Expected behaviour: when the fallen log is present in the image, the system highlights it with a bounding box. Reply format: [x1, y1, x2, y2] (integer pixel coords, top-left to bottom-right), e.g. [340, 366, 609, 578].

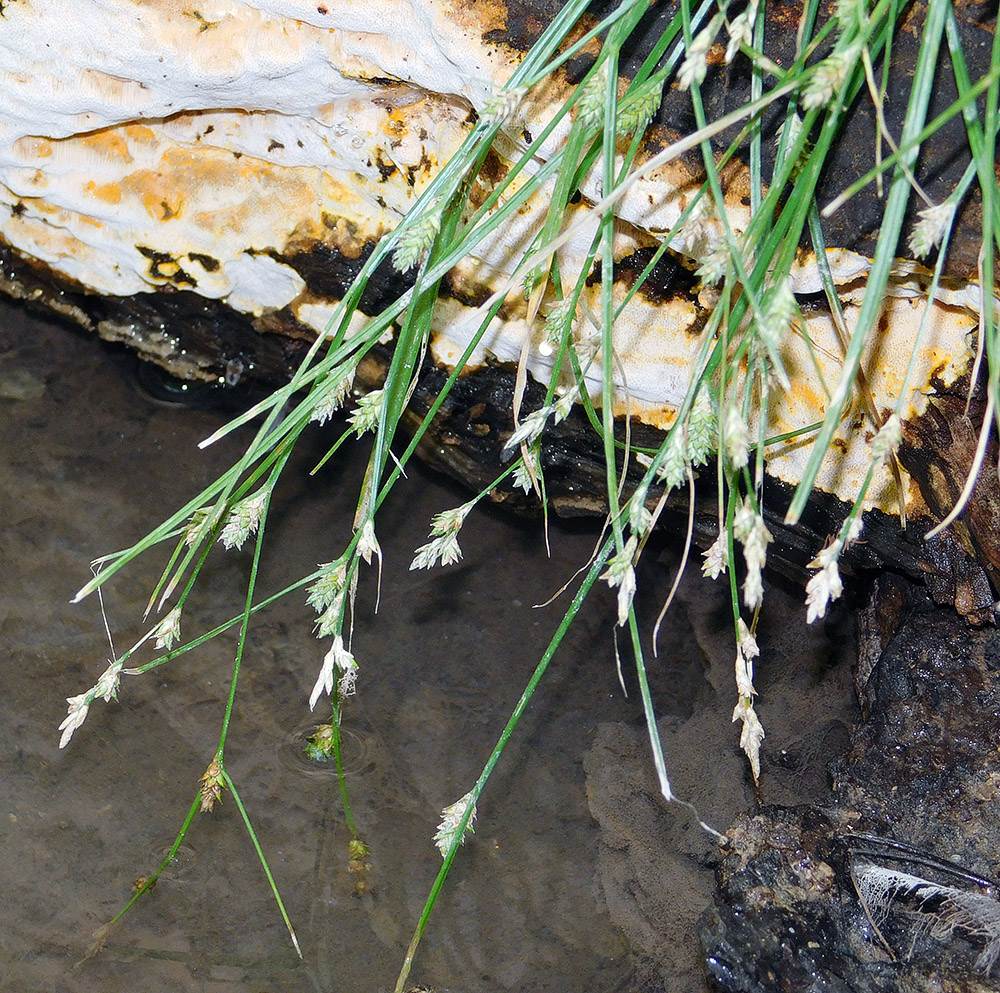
[1, 0, 997, 615]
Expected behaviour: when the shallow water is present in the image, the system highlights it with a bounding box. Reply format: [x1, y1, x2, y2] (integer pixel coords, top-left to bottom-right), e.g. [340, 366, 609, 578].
[0, 300, 856, 992]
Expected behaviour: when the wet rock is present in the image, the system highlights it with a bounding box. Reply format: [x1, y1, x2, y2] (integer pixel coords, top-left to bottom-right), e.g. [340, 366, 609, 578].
[700, 579, 1000, 992]
[835, 584, 1000, 877]
[700, 805, 863, 993]
[583, 573, 857, 992]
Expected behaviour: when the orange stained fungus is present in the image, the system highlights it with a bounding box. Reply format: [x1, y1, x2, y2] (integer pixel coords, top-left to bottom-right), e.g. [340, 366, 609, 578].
[782, 380, 827, 420]
[84, 181, 123, 205]
[139, 187, 185, 222]
[124, 124, 158, 144]
[11, 136, 52, 160]
[79, 129, 134, 164]
[383, 111, 408, 139]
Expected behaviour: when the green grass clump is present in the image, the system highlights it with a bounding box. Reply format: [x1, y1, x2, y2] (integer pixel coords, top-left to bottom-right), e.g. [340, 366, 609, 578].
[60, 1, 1000, 987]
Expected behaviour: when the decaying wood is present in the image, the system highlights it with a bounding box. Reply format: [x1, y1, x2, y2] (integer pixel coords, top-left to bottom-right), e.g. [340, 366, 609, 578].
[356, 346, 998, 624]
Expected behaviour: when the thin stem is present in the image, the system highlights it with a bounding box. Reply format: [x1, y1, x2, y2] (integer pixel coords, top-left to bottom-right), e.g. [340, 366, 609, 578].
[330, 697, 358, 838]
[105, 792, 202, 928]
[392, 536, 615, 993]
[223, 770, 302, 959]
[216, 448, 291, 755]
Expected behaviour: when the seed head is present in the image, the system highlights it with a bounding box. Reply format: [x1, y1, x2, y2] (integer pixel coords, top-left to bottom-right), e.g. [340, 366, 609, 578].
[543, 297, 574, 350]
[357, 519, 381, 565]
[726, 0, 759, 63]
[576, 63, 609, 132]
[696, 242, 731, 285]
[629, 484, 653, 537]
[736, 500, 772, 610]
[310, 634, 357, 710]
[616, 82, 663, 136]
[513, 450, 542, 493]
[737, 617, 759, 661]
[392, 205, 442, 272]
[678, 15, 723, 91]
[756, 280, 796, 388]
[602, 535, 638, 627]
[687, 386, 717, 467]
[348, 389, 383, 437]
[57, 659, 124, 749]
[553, 385, 580, 425]
[642, 429, 689, 492]
[430, 501, 474, 536]
[805, 560, 842, 623]
[185, 504, 222, 547]
[805, 517, 862, 622]
[220, 488, 270, 550]
[58, 693, 91, 750]
[314, 596, 345, 639]
[732, 695, 765, 782]
[702, 532, 729, 579]
[310, 372, 355, 425]
[307, 560, 348, 614]
[909, 201, 955, 259]
[200, 757, 225, 813]
[153, 606, 182, 651]
[870, 414, 901, 462]
[434, 789, 478, 858]
[481, 85, 528, 126]
[410, 533, 463, 570]
[833, 0, 867, 36]
[802, 48, 855, 111]
[724, 405, 751, 470]
[504, 405, 552, 452]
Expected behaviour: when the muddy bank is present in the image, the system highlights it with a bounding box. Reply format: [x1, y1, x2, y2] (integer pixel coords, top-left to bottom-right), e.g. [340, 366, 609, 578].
[10, 293, 1000, 993]
[1, 299, 633, 992]
[585, 567, 857, 990]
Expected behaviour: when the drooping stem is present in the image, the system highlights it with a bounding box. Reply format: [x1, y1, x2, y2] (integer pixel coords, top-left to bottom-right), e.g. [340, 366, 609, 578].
[392, 536, 614, 993]
[224, 770, 302, 958]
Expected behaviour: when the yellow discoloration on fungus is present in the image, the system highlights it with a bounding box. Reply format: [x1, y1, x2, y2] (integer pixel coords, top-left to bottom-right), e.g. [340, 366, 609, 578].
[0, 0, 991, 514]
[79, 129, 134, 164]
[83, 181, 123, 205]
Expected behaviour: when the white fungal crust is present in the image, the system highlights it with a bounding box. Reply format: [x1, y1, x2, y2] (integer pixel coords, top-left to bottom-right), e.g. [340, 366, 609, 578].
[853, 861, 1000, 973]
[0, 0, 986, 511]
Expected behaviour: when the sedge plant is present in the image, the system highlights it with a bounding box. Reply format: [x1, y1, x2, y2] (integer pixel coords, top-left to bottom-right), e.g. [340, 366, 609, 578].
[57, 0, 1000, 987]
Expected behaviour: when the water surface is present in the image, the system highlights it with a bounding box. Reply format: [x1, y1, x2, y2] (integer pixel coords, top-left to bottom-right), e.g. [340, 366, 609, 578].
[0, 301, 855, 992]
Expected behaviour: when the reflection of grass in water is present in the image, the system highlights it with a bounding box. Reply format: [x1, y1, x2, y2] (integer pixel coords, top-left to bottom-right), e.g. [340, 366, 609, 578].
[58, 1, 1000, 987]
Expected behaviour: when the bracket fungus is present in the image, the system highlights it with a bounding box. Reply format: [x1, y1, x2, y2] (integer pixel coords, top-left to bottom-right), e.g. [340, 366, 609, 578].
[0, 0, 996, 581]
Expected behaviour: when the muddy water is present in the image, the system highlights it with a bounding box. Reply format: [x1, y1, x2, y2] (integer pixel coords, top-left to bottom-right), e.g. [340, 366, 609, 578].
[0, 299, 856, 992]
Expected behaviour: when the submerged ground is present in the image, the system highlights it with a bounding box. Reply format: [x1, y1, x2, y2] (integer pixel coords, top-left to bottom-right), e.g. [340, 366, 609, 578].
[0, 299, 855, 992]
